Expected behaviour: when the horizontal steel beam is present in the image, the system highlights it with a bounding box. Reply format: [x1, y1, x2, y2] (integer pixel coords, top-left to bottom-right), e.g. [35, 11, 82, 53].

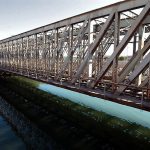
[0, 0, 149, 44]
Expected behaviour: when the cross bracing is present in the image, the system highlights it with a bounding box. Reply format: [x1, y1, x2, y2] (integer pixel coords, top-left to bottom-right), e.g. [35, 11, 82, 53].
[0, 0, 150, 101]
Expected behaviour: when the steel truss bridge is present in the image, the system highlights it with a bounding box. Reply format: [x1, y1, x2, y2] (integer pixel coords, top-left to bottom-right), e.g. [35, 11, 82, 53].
[0, 0, 150, 106]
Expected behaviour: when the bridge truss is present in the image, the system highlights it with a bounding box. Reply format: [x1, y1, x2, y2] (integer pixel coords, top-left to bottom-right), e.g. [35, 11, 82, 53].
[0, 0, 150, 101]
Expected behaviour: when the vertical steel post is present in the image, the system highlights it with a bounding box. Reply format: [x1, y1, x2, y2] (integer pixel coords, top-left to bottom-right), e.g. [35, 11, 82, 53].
[26, 36, 29, 76]
[34, 34, 38, 78]
[54, 29, 58, 75]
[43, 32, 47, 78]
[88, 19, 93, 79]
[112, 11, 120, 91]
[137, 26, 144, 86]
[20, 38, 23, 74]
[68, 25, 73, 79]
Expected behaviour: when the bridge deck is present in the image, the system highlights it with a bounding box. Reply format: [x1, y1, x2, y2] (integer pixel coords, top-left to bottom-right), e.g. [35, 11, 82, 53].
[1, 68, 150, 112]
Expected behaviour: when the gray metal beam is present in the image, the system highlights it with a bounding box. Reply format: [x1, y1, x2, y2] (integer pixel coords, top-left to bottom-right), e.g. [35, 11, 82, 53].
[71, 11, 115, 83]
[90, 2, 150, 88]
[112, 11, 120, 91]
[50, 26, 69, 71]
[118, 39, 150, 83]
[0, 0, 149, 44]
[56, 19, 89, 79]
[117, 51, 150, 94]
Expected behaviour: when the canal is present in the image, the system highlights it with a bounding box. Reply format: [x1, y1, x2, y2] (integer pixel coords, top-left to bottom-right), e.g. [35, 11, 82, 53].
[0, 96, 60, 150]
[0, 114, 26, 150]
[0, 76, 150, 150]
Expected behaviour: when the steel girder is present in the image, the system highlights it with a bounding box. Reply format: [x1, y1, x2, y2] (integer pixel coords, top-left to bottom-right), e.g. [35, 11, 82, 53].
[71, 12, 115, 83]
[90, 1, 150, 88]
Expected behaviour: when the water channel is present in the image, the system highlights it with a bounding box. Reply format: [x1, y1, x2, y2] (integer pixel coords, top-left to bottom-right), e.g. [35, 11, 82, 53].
[0, 96, 58, 150]
[0, 80, 150, 149]
[0, 114, 26, 150]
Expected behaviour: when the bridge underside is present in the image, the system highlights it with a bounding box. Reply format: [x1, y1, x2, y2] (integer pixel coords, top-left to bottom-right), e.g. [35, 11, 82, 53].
[0, 0, 150, 103]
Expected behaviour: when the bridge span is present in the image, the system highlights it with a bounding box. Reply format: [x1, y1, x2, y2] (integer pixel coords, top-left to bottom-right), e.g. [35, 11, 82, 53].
[0, 0, 150, 109]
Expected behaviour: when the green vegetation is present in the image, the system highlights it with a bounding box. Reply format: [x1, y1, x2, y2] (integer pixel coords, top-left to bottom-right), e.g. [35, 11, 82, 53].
[0, 75, 150, 150]
[118, 56, 129, 61]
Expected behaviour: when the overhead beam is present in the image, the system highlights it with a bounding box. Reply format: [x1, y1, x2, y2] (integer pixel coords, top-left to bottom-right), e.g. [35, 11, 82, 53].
[0, 0, 149, 44]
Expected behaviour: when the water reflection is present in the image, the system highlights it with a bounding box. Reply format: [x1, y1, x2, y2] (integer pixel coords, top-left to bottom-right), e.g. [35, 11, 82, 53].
[0, 97, 57, 150]
[0, 115, 26, 150]
[38, 83, 150, 128]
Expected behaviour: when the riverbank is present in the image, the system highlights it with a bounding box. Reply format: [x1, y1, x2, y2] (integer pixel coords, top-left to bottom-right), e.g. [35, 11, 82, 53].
[0, 112, 26, 150]
[0, 96, 58, 150]
[0, 75, 150, 149]
[0, 76, 114, 150]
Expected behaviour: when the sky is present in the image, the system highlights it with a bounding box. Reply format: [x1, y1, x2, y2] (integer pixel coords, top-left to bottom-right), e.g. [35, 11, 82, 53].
[0, 0, 123, 40]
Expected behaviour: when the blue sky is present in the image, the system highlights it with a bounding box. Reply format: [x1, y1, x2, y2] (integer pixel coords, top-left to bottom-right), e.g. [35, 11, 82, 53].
[0, 0, 122, 40]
